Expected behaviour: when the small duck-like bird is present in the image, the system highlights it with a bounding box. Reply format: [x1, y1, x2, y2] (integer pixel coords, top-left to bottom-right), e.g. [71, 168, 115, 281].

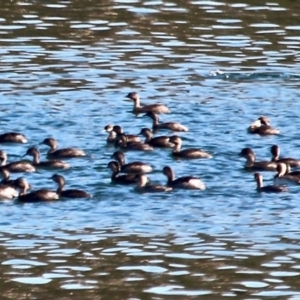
[139, 128, 174, 148]
[0, 150, 36, 173]
[144, 111, 188, 132]
[274, 163, 300, 186]
[254, 172, 288, 193]
[110, 151, 153, 174]
[114, 134, 153, 151]
[134, 174, 173, 193]
[0, 132, 28, 144]
[112, 125, 141, 143]
[170, 136, 212, 159]
[126, 92, 170, 114]
[270, 145, 300, 167]
[0, 168, 21, 186]
[16, 177, 59, 203]
[239, 147, 278, 171]
[51, 174, 92, 198]
[24, 147, 71, 169]
[0, 169, 20, 199]
[107, 161, 137, 185]
[162, 166, 206, 190]
[104, 124, 117, 143]
[248, 116, 280, 135]
[40, 138, 86, 158]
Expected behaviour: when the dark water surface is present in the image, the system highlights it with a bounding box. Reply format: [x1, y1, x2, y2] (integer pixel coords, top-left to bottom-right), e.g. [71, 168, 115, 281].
[1, 0, 300, 298]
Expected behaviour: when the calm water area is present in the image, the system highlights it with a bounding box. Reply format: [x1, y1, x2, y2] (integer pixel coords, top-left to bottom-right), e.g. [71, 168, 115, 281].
[1, 0, 300, 298]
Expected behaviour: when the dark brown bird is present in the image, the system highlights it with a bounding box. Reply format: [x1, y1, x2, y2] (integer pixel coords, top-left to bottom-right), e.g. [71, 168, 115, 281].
[126, 92, 170, 114]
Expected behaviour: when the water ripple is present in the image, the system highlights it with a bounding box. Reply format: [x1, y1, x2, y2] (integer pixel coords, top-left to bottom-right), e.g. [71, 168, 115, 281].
[0, 0, 300, 298]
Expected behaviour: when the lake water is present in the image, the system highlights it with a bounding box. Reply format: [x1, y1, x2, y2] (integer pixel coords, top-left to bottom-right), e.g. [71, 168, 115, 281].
[1, 0, 300, 298]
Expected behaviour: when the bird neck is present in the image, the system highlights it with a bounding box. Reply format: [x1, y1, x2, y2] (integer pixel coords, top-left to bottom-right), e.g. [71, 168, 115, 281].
[172, 142, 181, 153]
[133, 97, 141, 109]
[32, 153, 40, 164]
[256, 176, 263, 189]
[245, 153, 255, 166]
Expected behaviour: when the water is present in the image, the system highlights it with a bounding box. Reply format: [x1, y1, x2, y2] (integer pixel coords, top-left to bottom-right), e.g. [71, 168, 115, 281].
[1, 0, 300, 298]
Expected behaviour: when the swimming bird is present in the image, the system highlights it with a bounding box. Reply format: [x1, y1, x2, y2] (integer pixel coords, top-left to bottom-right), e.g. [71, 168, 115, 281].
[170, 136, 212, 159]
[126, 92, 170, 114]
[114, 134, 153, 151]
[51, 174, 92, 198]
[40, 138, 86, 158]
[107, 161, 137, 185]
[274, 163, 300, 186]
[0, 168, 21, 186]
[110, 151, 153, 174]
[144, 111, 188, 132]
[254, 172, 288, 193]
[139, 128, 174, 148]
[0, 150, 36, 173]
[248, 116, 280, 135]
[0, 132, 28, 144]
[239, 147, 278, 171]
[16, 177, 59, 202]
[104, 125, 117, 143]
[112, 125, 141, 143]
[162, 166, 206, 190]
[0, 170, 20, 199]
[134, 174, 172, 193]
[270, 145, 300, 167]
[24, 147, 71, 169]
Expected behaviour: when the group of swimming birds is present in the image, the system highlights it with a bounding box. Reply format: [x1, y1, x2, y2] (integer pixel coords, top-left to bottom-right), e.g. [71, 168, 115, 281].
[242, 116, 300, 193]
[106, 93, 298, 194]
[0, 135, 90, 202]
[0, 92, 296, 202]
